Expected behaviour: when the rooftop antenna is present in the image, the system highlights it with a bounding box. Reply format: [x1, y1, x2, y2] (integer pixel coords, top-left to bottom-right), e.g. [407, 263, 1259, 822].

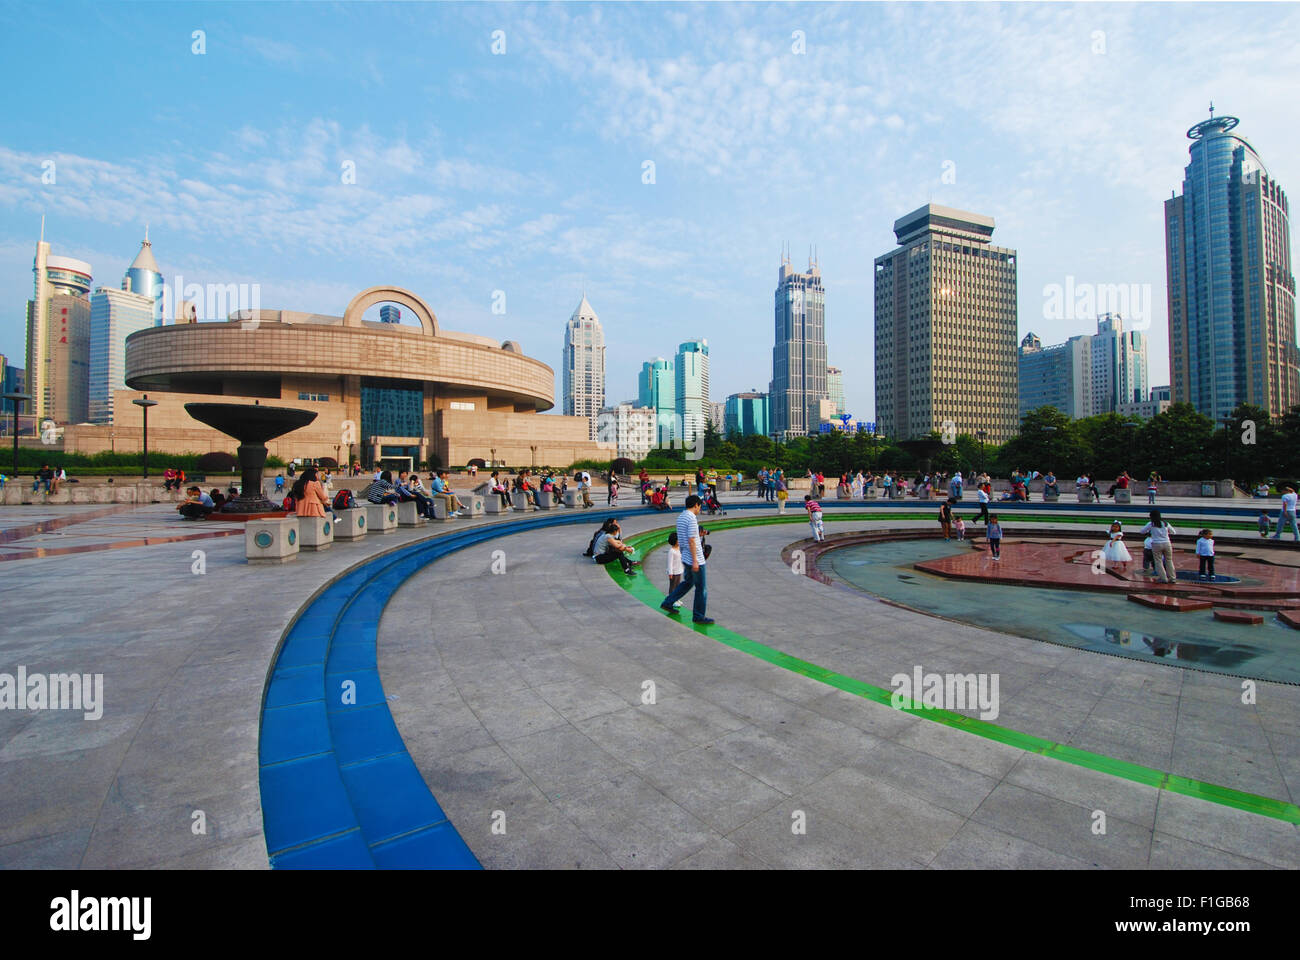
[39, 214, 44, 243]
[144, 223, 150, 243]
[1209, 100, 1215, 118]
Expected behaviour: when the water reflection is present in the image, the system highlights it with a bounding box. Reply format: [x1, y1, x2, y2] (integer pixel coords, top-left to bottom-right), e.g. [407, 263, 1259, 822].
[1063, 624, 1257, 669]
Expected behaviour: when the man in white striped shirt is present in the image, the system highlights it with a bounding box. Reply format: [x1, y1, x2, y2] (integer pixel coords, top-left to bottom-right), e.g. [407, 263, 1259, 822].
[660, 495, 713, 624]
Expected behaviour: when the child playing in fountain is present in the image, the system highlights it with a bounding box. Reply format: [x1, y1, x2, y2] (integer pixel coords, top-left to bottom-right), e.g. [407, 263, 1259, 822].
[1259, 511, 1272, 538]
[954, 516, 966, 541]
[1196, 529, 1216, 581]
[1142, 534, 1154, 575]
[986, 514, 1003, 560]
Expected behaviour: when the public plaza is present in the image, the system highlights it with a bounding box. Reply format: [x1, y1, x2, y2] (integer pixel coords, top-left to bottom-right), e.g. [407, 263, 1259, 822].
[1, 486, 1297, 870]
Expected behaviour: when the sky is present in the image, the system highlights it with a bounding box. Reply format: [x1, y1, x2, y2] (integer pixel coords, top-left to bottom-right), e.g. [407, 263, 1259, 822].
[2, 1, 1297, 421]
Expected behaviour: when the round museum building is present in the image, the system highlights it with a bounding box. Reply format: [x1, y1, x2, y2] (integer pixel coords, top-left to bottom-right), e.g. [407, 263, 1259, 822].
[63, 286, 602, 470]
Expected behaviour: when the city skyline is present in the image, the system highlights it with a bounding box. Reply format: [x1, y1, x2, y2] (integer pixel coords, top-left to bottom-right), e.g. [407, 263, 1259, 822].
[3, 3, 1299, 424]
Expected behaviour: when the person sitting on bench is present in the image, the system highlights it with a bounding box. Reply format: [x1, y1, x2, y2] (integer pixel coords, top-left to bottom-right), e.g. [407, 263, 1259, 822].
[178, 486, 215, 519]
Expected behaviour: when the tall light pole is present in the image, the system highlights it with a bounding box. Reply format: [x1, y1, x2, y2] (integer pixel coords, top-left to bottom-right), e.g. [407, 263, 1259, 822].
[4, 392, 33, 478]
[133, 395, 158, 478]
[976, 429, 988, 476]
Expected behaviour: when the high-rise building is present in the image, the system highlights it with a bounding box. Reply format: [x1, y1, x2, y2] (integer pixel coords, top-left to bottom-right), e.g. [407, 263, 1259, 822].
[89, 288, 155, 424]
[637, 357, 676, 447]
[826, 366, 845, 417]
[708, 401, 726, 433]
[771, 251, 827, 439]
[1166, 108, 1297, 421]
[1018, 332, 1092, 420]
[0, 355, 26, 414]
[675, 339, 709, 446]
[123, 227, 164, 326]
[597, 401, 656, 461]
[26, 224, 92, 424]
[874, 204, 1018, 443]
[1091, 314, 1148, 414]
[379, 305, 401, 324]
[725, 391, 769, 437]
[562, 295, 605, 439]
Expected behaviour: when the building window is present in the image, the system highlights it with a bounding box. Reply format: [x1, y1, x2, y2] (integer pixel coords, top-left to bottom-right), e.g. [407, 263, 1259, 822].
[449, 401, 475, 411]
[298, 392, 330, 402]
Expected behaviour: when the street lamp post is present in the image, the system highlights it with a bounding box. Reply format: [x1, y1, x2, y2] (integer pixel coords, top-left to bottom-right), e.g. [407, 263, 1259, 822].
[3, 392, 33, 478]
[976, 429, 988, 476]
[1220, 417, 1234, 482]
[132, 395, 159, 478]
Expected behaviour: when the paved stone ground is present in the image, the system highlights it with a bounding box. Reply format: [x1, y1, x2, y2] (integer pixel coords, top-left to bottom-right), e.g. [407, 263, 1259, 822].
[2, 497, 1297, 869]
[381, 513, 1300, 869]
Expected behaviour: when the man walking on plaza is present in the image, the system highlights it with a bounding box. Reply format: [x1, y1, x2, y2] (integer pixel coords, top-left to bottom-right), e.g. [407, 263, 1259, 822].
[660, 495, 713, 624]
[1273, 485, 1299, 542]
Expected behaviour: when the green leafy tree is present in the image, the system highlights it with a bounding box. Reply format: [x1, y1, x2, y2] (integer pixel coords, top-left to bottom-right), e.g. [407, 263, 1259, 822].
[1139, 403, 1214, 479]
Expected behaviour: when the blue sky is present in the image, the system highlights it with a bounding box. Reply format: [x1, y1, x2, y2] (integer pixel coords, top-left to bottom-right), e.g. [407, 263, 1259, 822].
[2, 1, 1297, 420]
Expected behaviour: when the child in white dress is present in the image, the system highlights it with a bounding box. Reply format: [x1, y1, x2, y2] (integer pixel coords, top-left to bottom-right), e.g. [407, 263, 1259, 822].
[1102, 521, 1132, 564]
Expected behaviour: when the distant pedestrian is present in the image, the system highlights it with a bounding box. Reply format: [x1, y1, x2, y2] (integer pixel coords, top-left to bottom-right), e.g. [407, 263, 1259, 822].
[954, 516, 966, 541]
[938, 500, 953, 541]
[804, 494, 825, 542]
[1196, 529, 1216, 581]
[1141, 510, 1178, 583]
[986, 514, 1003, 560]
[975, 484, 990, 524]
[1272, 485, 1299, 542]
[1147, 471, 1160, 505]
[1259, 511, 1272, 538]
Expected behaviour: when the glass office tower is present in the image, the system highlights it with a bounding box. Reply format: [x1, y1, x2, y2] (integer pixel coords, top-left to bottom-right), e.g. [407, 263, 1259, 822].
[1166, 110, 1297, 420]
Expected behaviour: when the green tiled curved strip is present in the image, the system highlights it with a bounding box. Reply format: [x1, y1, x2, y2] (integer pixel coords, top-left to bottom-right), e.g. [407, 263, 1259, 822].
[609, 516, 1300, 825]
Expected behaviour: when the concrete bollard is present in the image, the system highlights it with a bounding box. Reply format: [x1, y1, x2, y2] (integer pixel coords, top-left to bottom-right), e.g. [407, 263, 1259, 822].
[334, 507, 367, 539]
[484, 494, 510, 514]
[512, 491, 536, 512]
[431, 498, 456, 521]
[1076, 489, 1095, 504]
[1114, 488, 1132, 504]
[246, 517, 300, 564]
[563, 489, 581, 508]
[298, 514, 334, 551]
[460, 494, 484, 517]
[366, 502, 398, 534]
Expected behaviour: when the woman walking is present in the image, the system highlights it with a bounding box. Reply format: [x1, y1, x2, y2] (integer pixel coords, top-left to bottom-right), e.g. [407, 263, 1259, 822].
[1141, 510, 1179, 583]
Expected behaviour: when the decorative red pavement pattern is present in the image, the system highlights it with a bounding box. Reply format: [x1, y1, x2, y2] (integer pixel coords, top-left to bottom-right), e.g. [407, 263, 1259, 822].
[914, 541, 1300, 611]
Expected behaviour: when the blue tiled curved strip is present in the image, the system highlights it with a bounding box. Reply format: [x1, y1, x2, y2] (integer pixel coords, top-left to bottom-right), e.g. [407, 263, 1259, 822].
[259, 497, 1266, 868]
[258, 510, 637, 869]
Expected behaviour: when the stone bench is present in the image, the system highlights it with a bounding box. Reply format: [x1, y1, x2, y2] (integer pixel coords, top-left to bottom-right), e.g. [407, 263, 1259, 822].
[1115, 488, 1132, 504]
[535, 489, 559, 510]
[460, 494, 485, 517]
[1076, 489, 1096, 504]
[836, 485, 851, 499]
[246, 517, 299, 564]
[334, 507, 368, 539]
[430, 498, 459, 521]
[1043, 490, 1060, 502]
[864, 486, 878, 499]
[366, 502, 398, 533]
[484, 494, 510, 514]
[298, 514, 334, 551]
[511, 491, 536, 512]
[397, 500, 427, 526]
[564, 489, 582, 508]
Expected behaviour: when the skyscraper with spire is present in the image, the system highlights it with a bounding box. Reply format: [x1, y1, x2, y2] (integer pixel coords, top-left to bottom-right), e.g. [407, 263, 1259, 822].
[1166, 106, 1297, 420]
[26, 218, 93, 423]
[562, 295, 605, 439]
[124, 225, 164, 325]
[89, 231, 161, 423]
[770, 246, 827, 439]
